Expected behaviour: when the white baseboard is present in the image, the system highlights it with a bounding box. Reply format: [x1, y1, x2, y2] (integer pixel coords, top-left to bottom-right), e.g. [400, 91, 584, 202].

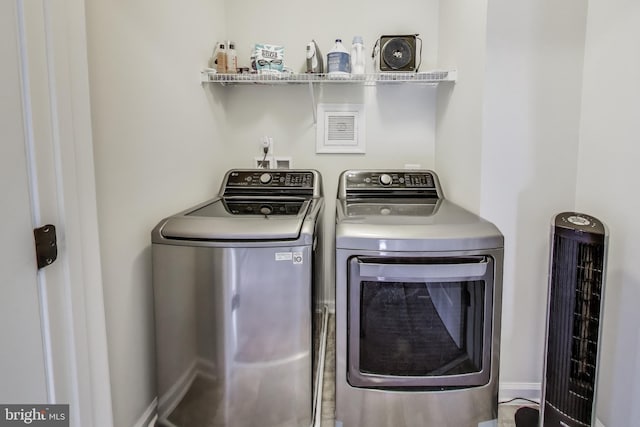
[157, 360, 199, 420]
[156, 358, 218, 423]
[197, 357, 216, 381]
[499, 382, 541, 403]
[132, 397, 157, 427]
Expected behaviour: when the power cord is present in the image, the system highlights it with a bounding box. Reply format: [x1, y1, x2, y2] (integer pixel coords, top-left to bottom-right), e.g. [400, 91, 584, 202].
[371, 39, 380, 61]
[258, 145, 269, 169]
[499, 397, 540, 406]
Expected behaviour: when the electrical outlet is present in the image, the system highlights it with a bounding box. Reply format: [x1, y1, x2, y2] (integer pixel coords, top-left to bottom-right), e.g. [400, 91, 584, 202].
[274, 157, 292, 169]
[256, 136, 275, 168]
[259, 136, 273, 154]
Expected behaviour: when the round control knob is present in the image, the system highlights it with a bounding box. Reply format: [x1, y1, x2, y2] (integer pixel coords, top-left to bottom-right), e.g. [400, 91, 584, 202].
[259, 205, 273, 215]
[379, 174, 392, 186]
[259, 173, 272, 184]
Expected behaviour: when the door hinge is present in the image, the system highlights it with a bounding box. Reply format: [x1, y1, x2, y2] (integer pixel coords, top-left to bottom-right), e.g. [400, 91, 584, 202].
[34, 224, 58, 269]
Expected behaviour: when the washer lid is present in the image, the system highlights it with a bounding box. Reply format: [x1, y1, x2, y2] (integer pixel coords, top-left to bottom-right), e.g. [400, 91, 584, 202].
[160, 199, 310, 240]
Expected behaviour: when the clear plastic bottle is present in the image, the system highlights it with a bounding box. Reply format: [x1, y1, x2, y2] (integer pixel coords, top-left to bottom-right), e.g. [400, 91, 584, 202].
[350, 36, 365, 75]
[226, 41, 238, 74]
[327, 39, 350, 78]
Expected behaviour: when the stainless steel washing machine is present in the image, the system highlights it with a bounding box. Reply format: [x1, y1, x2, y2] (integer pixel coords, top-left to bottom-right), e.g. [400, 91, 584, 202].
[151, 169, 323, 427]
[335, 170, 504, 427]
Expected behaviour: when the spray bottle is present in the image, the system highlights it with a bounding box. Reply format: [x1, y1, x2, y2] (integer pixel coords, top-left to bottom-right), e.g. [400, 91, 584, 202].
[350, 36, 365, 75]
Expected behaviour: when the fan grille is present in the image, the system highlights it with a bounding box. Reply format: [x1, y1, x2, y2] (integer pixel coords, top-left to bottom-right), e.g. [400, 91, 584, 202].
[545, 234, 604, 425]
[379, 36, 416, 72]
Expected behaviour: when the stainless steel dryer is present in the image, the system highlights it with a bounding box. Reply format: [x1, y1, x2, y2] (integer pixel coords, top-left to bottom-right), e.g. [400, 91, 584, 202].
[335, 170, 503, 427]
[152, 169, 323, 427]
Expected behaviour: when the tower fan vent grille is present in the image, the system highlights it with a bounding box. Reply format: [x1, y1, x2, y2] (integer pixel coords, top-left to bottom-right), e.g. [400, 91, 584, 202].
[546, 234, 604, 426]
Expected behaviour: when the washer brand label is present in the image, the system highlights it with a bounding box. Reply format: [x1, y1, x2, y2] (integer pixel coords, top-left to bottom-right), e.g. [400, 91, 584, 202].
[275, 252, 304, 264]
[275, 252, 293, 261]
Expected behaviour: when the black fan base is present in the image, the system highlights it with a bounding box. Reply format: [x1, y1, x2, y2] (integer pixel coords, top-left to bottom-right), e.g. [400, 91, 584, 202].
[514, 406, 539, 427]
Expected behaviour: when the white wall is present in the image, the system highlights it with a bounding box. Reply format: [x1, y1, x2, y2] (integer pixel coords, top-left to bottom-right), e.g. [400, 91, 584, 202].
[436, 0, 488, 212]
[577, 1, 640, 425]
[481, 0, 588, 396]
[437, 0, 590, 401]
[85, 1, 227, 426]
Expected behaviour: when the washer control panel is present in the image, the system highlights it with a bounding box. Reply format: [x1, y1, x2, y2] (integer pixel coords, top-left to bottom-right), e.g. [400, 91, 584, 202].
[226, 171, 314, 188]
[344, 171, 436, 190]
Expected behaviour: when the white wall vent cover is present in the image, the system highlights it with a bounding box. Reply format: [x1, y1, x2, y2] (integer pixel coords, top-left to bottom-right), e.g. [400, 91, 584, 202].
[316, 103, 365, 153]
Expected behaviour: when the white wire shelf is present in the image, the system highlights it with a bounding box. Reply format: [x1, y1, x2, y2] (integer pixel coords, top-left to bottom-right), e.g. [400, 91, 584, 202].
[201, 69, 457, 85]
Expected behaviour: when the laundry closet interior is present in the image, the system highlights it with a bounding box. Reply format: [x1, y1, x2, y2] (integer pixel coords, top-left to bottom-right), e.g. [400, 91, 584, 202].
[83, 1, 637, 427]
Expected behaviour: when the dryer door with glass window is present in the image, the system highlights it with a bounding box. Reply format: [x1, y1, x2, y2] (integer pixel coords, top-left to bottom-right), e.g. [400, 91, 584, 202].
[347, 255, 495, 389]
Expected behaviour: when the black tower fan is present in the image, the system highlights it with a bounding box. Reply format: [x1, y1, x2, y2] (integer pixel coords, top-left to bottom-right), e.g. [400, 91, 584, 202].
[541, 212, 608, 426]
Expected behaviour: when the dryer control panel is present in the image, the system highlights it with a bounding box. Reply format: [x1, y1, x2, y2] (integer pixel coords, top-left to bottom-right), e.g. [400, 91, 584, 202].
[339, 170, 442, 199]
[345, 171, 435, 189]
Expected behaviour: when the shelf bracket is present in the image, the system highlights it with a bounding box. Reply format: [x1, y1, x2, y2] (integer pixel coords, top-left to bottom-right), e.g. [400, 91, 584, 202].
[308, 81, 317, 124]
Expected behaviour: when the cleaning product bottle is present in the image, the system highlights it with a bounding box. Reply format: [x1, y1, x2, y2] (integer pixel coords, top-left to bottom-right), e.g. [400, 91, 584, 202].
[208, 44, 217, 69]
[327, 39, 350, 78]
[215, 42, 227, 74]
[350, 36, 365, 75]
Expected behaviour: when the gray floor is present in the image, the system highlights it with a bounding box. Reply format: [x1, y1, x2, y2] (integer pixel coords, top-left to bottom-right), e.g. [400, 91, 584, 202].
[497, 406, 519, 427]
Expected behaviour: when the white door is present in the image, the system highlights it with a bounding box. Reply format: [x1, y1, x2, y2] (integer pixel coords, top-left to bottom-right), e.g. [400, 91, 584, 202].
[0, 1, 49, 403]
[1, 1, 113, 426]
